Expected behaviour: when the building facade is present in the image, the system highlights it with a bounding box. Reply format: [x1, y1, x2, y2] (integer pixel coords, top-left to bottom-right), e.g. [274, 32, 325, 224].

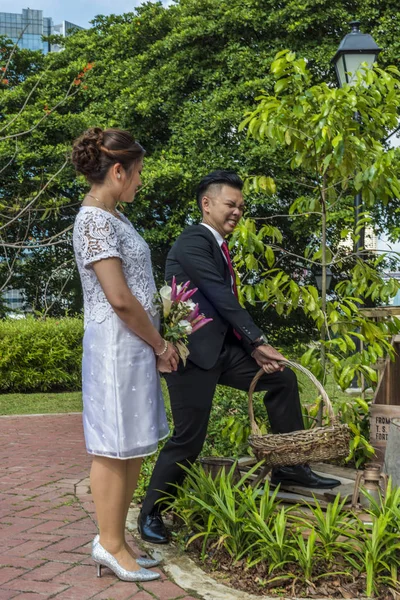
[50, 20, 82, 52]
[0, 8, 83, 54]
[2, 288, 25, 312]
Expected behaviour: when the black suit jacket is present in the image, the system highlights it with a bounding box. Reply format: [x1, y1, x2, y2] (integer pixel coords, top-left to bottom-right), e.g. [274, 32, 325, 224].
[165, 224, 263, 369]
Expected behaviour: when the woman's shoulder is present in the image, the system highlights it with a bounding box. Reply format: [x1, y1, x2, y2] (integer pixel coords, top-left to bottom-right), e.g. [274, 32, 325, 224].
[76, 206, 113, 220]
[74, 208, 121, 248]
[74, 206, 120, 230]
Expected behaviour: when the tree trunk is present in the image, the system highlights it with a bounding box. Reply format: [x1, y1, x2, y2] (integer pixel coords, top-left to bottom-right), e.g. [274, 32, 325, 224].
[384, 418, 400, 487]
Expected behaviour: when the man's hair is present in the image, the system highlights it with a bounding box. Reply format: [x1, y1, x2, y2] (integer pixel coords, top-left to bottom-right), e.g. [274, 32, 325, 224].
[196, 170, 243, 213]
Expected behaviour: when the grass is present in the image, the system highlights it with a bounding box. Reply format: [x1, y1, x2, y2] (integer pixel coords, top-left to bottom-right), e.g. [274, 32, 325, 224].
[297, 370, 360, 405]
[0, 369, 362, 418]
[0, 391, 82, 416]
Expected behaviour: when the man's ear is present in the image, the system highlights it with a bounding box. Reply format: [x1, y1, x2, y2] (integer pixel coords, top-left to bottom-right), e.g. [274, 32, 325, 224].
[201, 196, 210, 214]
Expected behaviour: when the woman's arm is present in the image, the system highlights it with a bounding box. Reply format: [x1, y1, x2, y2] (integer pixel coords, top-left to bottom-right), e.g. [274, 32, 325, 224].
[93, 257, 178, 370]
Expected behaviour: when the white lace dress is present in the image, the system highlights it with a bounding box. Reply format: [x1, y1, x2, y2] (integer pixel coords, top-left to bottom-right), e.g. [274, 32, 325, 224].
[73, 206, 169, 459]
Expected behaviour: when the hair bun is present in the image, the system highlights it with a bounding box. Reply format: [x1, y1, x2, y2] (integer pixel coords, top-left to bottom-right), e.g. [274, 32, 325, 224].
[71, 127, 104, 176]
[72, 127, 145, 185]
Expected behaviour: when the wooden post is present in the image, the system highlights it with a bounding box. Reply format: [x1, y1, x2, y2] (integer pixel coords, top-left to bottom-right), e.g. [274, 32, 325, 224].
[384, 418, 400, 487]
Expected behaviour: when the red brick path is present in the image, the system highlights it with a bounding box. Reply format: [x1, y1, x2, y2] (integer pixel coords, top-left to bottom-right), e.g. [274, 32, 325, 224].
[0, 414, 196, 600]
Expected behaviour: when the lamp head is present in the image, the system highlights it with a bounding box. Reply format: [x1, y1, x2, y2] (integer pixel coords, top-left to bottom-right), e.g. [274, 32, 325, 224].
[332, 21, 381, 87]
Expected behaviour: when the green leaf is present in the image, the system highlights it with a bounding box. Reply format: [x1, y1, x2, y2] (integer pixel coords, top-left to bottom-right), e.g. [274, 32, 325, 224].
[301, 347, 315, 367]
[245, 254, 258, 270]
[258, 176, 276, 194]
[331, 134, 343, 148]
[329, 310, 340, 323]
[244, 285, 255, 305]
[344, 334, 356, 351]
[265, 246, 275, 267]
[274, 78, 289, 94]
[322, 154, 332, 172]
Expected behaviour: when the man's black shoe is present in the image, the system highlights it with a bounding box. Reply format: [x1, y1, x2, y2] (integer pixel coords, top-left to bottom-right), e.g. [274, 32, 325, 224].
[137, 510, 169, 544]
[270, 465, 340, 489]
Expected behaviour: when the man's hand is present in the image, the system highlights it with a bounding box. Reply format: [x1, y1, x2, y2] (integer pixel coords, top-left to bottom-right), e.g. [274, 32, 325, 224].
[251, 344, 286, 374]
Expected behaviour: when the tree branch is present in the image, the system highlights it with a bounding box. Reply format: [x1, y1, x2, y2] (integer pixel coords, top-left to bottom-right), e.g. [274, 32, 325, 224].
[42, 258, 75, 317]
[0, 159, 69, 232]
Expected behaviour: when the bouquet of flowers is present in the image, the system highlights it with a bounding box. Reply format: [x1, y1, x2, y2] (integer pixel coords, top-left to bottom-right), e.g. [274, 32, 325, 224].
[159, 276, 212, 365]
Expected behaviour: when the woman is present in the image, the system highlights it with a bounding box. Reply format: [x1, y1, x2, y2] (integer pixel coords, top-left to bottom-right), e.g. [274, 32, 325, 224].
[72, 127, 178, 582]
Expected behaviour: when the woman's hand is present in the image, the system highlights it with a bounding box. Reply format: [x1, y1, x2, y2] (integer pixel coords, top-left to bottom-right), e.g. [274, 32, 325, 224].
[156, 342, 179, 373]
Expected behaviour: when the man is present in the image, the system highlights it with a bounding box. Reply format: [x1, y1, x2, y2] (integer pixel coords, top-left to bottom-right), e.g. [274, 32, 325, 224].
[138, 170, 339, 544]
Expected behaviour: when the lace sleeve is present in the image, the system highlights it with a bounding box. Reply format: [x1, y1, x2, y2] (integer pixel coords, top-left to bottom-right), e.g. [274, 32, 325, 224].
[79, 211, 122, 268]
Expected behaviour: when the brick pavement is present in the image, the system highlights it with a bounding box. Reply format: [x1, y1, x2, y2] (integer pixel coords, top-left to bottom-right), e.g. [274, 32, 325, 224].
[0, 414, 197, 600]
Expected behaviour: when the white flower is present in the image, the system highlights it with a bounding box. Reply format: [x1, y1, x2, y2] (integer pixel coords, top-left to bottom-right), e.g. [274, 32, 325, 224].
[178, 319, 193, 334]
[160, 285, 172, 317]
[185, 300, 196, 311]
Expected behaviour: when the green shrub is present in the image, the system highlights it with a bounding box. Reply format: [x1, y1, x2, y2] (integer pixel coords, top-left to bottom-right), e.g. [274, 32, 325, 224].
[203, 386, 266, 458]
[0, 316, 83, 392]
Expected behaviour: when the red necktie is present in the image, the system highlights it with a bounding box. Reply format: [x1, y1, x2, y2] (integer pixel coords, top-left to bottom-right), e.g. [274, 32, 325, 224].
[221, 241, 238, 297]
[221, 241, 241, 339]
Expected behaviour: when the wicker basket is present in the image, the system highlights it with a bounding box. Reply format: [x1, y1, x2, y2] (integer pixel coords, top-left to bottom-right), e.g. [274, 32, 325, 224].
[248, 360, 350, 467]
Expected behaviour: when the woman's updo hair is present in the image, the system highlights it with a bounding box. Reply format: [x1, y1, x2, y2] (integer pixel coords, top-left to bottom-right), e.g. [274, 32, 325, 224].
[71, 127, 145, 184]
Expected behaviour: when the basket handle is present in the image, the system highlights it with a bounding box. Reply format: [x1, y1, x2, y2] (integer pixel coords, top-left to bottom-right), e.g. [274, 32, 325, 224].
[248, 359, 337, 437]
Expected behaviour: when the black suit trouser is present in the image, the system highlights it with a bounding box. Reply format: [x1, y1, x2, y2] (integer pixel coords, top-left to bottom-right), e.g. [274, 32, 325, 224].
[141, 336, 304, 515]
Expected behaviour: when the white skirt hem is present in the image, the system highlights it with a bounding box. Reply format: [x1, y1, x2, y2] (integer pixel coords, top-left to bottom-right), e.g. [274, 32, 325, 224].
[86, 431, 170, 460]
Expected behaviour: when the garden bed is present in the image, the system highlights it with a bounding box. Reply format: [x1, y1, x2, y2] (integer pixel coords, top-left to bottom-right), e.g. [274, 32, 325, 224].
[186, 543, 395, 599]
[162, 462, 400, 599]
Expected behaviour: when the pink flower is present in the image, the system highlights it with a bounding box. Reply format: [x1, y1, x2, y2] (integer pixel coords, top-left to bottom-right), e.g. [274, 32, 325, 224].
[191, 317, 213, 333]
[190, 314, 204, 327]
[180, 288, 198, 303]
[175, 281, 191, 303]
[160, 276, 213, 363]
[171, 276, 177, 301]
[187, 304, 200, 322]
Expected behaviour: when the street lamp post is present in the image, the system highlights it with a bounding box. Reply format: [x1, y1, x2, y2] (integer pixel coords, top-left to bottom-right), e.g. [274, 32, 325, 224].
[332, 21, 381, 255]
[314, 267, 333, 296]
[331, 21, 381, 392]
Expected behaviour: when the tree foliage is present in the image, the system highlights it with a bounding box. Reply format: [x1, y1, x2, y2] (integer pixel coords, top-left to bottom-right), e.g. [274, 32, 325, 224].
[238, 49, 400, 405]
[0, 0, 399, 330]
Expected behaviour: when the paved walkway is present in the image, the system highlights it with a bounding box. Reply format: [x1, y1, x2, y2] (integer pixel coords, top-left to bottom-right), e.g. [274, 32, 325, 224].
[0, 414, 196, 600]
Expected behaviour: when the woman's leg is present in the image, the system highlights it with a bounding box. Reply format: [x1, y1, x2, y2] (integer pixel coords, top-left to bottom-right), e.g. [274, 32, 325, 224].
[124, 457, 142, 518]
[123, 458, 143, 556]
[90, 455, 140, 571]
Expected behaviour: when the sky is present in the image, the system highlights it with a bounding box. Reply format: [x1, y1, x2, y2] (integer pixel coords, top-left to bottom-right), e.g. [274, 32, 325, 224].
[0, 1, 164, 28]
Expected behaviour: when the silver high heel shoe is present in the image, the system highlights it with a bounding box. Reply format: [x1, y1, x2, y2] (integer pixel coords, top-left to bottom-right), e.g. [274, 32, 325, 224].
[92, 541, 160, 581]
[92, 534, 160, 568]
